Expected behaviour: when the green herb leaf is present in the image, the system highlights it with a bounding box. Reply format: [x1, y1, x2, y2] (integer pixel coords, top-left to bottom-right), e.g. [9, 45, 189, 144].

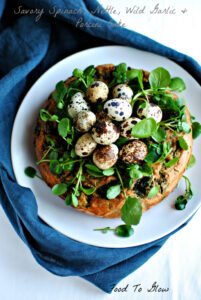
[169, 77, 186, 92]
[86, 169, 104, 177]
[155, 141, 171, 163]
[45, 136, 55, 147]
[131, 118, 157, 138]
[40, 109, 51, 121]
[115, 224, 134, 237]
[181, 122, 191, 134]
[65, 195, 72, 205]
[152, 126, 167, 143]
[115, 136, 130, 147]
[58, 118, 70, 138]
[80, 185, 96, 195]
[72, 194, 78, 206]
[49, 150, 58, 160]
[126, 69, 139, 80]
[129, 167, 143, 180]
[140, 163, 153, 176]
[179, 136, 188, 150]
[149, 67, 171, 89]
[102, 168, 115, 176]
[175, 175, 193, 210]
[106, 184, 121, 200]
[85, 164, 102, 173]
[148, 186, 159, 198]
[49, 160, 62, 175]
[187, 154, 196, 169]
[52, 183, 67, 196]
[165, 157, 179, 167]
[73, 68, 83, 77]
[53, 81, 67, 103]
[192, 122, 201, 139]
[121, 197, 142, 225]
[24, 166, 36, 178]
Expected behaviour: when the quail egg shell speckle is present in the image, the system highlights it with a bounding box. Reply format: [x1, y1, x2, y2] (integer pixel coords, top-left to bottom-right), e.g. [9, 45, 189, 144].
[120, 117, 141, 140]
[75, 133, 97, 157]
[86, 81, 109, 104]
[112, 84, 133, 103]
[119, 140, 148, 164]
[75, 111, 96, 132]
[68, 92, 90, 118]
[91, 121, 119, 145]
[104, 99, 132, 121]
[137, 103, 163, 123]
[93, 144, 119, 170]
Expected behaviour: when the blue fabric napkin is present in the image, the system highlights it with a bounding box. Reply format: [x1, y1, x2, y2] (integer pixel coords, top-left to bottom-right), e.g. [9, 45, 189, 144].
[0, 0, 200, 294]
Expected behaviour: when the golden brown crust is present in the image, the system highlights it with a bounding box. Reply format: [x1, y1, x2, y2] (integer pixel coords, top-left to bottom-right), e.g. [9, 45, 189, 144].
[34, 64, 193, 218]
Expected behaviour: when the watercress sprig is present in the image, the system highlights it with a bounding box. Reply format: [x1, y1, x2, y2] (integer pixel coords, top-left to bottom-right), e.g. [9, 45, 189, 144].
[175, 175, 193, 210]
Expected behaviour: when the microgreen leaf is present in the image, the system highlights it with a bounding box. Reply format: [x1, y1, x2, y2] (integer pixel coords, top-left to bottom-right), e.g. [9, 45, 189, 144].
[80, 185, 96, 195]
[24, 166, 36, 178]
[192, 122, 201, 139]
[52, 183, 67, 196]
[65, 195, 72, 205]
[165, 157, 179, 167]
[187, 154, 196, 169]
[148, 186, 159, 198]
[169, 77, 186, 92]
[53, 81, 67, 103]
[106, 184, 121, 200]
[73, 68, 83, 77]
[178, 136, 188, 150]
[72, 194, 78, 206]
[131, 118, 157, 138]
[181, 122, 191, 133]
[85, 164, 102, 173]
[102, 168, 115, 176]
[40, 109, 51, 121]
[149, 67, 171, 89]
[49, 160, 62, 175]
[152, 126, 167, 143]
[121, 197, 142, 225]
[58, 118, 71, 138]
[115, 224, 134, 237]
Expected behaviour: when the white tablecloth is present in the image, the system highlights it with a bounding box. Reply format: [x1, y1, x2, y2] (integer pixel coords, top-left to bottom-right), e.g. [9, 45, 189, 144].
[1, 1, 200, 299]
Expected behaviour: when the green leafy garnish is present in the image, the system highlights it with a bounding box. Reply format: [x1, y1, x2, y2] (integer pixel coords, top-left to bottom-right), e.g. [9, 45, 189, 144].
[187, 154, 196, 169]
[192, 122, 201, 139]
[169, 77, 186, 92]
[52, 183, 67, 196]
[52, 81, 67, 109]
[121, 197, 142, 225]
[131, 118, 157, 138]
[149, 67, 171, 89]
[178, 136, 188, 150]
[24, 166, 36, 178]
[102, 168, 115, 176]
[94, 224, 134, 237]
[165, 157, 179, 167]
[58, 118, 71, 138]
[175, 175, 193, 210]
[152, 126, 167, 143]
[148, 186, 159, 198]
[106, 184, 121, 200]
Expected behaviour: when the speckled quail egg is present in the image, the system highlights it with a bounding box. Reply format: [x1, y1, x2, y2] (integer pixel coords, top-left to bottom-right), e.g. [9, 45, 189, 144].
[104, 99, 132, 122]
[96, 111, 112, 123]
[75, 111, 96, 132]
[119, 140, 148, 164]
[120, 117, 141, 140]
[91, 121, 119, 145]
[137, 103, 162, 123]
[93, 144, 119, 170]
[86, 81, 109, 103]
[75, 133, 97, 157]
[68, 92, 90, 118]
[112, 84, 133, 103]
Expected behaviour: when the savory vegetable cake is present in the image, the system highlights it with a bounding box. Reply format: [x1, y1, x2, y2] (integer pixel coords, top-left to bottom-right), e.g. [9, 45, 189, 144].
[33, 63, 194, 231]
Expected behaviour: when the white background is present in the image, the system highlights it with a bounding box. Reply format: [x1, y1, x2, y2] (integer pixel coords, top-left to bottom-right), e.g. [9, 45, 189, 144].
[0, 0, 201, 299]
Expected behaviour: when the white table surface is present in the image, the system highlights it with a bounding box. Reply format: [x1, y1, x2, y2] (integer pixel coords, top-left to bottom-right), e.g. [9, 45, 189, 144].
[1, 0, 201, 299]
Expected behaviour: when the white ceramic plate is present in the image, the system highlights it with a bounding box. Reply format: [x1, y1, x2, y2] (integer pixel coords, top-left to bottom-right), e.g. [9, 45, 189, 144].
[11, 46, 201, 248]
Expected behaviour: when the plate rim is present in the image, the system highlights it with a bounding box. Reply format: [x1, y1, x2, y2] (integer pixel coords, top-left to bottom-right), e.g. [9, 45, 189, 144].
[11, 45, 201, 248]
